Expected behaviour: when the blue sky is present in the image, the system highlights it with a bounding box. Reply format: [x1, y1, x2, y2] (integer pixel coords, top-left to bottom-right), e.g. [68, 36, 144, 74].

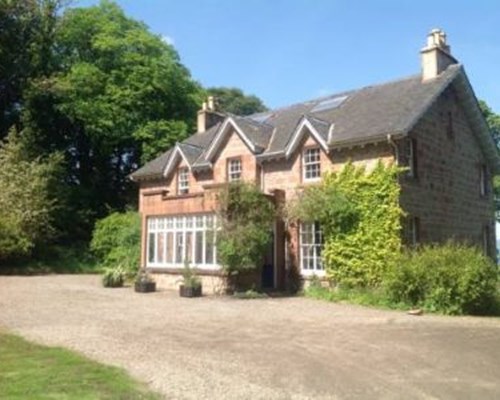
[80, 0, 500, 112]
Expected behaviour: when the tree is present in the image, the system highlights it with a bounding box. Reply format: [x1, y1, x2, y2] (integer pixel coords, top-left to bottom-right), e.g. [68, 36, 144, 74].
[207, 87, 267, 116]
[479, 100, 500, 220]
[21, 0, 204, 240]
[0, 129, 62, 261]
[216, 182, 276, 290]
[0, 0, 61, 139]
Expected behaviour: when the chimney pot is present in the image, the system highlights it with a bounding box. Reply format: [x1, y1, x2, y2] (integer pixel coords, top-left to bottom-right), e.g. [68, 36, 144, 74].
[207, 96, 215, 111]
[420, 28, 457, 81]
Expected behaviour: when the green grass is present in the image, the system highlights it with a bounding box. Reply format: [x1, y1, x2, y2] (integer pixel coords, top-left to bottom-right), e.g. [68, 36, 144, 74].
[0, 332, 161, 400]
[304, 285, 407, 311]
[305, 285, 500, 316]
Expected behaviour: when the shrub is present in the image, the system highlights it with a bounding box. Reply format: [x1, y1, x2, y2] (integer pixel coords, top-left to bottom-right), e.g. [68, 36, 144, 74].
[385, 242, 499, 315]
[91, 211, 140, 272]
[216, 182, 276, 277]
[102, 266, 126, 288]
[180, 262, 201, 289]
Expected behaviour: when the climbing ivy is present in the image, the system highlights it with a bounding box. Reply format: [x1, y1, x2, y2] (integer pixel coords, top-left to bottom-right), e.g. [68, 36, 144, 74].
[295, 161, 404, 287]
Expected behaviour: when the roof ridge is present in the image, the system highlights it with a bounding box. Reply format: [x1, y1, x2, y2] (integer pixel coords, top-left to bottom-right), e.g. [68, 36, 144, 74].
[245, 71, 430, 119]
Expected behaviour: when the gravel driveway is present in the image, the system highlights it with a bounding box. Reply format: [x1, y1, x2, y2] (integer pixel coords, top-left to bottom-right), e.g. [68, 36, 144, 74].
[0, 275, 499, 399]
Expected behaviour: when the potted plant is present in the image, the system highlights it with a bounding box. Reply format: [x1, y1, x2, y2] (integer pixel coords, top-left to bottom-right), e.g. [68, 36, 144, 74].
[134, 268, 156, 293]
[179, 262, 202, 297]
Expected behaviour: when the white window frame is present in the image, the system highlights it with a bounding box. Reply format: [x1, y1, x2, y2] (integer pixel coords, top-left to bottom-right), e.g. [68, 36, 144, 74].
[228, 158, 242, 182]
[178, 167, 189, 195]
[302, 147, 321, 181]
[146, 214, 218, 269]
[299, 221, 324, 276]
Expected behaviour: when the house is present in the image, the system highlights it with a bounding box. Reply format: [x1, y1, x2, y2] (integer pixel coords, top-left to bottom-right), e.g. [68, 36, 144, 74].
[131, 29, 499, 292]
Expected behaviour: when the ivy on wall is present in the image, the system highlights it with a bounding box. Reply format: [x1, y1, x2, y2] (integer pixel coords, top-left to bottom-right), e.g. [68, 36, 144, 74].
[292, 161, 404, 287]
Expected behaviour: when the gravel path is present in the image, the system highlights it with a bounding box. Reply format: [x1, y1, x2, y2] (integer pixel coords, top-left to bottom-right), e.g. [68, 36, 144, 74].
[1, 275, 499, 399]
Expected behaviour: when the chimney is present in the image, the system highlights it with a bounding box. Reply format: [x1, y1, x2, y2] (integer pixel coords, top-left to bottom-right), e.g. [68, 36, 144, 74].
[420, 29, 457, 81]
[197, 96, 224, 133]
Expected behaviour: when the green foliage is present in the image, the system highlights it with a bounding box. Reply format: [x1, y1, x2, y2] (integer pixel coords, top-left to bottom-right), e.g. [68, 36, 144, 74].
[91, 211, 140, 272]
[135, 268, 155, 284]
[0, 129, 62, 261]
[305, 285, 399, 310]
[134, 120, 188, 164]
[479, 100, 500, 220]
[180, 262, 201, 288]
[102, 266, 126, 288]
[0, 0, 60, 139]
[207, 87, 267, 116]
[296, 161, 403, 287]
[216, 182, 276, 276]
[289, 182, 359, 237]
[385, 242, 499, 315]
[0, 332, 161, 399]
[17, 0, 204, 243]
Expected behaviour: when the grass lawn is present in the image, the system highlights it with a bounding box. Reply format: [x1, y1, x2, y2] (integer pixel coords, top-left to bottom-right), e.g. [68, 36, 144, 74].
[0, 332, 160, 400]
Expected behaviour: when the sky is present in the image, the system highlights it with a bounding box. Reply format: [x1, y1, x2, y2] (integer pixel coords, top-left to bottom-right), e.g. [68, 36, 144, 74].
[79, 0, 500, 112]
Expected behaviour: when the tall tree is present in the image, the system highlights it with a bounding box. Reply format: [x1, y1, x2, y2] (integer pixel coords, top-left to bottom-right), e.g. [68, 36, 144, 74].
[0, 129, 61, 261]
[22, 0, 204, 240]
[0, 0, 60, 138]
[207, 87, 267, 116]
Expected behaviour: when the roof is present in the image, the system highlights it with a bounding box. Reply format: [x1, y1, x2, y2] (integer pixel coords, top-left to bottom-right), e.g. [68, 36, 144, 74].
[131, 64, 500, 180]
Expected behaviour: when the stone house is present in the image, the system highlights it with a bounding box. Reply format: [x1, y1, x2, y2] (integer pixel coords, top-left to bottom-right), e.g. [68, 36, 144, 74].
[131, 29, 499, 292]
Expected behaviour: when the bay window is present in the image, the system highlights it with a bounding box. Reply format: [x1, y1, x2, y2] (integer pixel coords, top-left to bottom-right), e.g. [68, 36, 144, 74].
[147, 214, 217, 268]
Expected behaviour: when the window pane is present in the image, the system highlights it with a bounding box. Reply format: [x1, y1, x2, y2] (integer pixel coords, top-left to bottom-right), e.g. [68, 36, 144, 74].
[185, 232, 193, 263]
[205, 234, 214, 264]
[176, 232, 184, 263]
[157, 232, 165, 264]
[148, 233, 155, 264]
[157, 218, 165, 230]
[166, 217, 173, 229]
[166, 232, 173, 263]
[195, 231, 203, 264]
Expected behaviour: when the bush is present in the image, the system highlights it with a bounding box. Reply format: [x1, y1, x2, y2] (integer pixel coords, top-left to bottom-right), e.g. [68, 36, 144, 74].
[91, 211, 140, 272]
[102, 266, 126, 288]
[216, 182, 276, 277]
[385, 242, 499, 315]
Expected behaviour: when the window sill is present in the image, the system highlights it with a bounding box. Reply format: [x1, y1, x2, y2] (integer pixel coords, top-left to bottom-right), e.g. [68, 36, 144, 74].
[300, 269, 326, 277]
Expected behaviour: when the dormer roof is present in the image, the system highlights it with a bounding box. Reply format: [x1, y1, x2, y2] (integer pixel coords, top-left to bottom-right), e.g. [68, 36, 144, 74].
[131, 64, 500, 181]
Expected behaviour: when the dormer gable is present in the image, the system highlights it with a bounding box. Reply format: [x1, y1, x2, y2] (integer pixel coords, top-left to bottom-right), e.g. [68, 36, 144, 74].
[163, 143, 203, 178]
[284, 116, 331, 159]
[204, 117, 265, 163]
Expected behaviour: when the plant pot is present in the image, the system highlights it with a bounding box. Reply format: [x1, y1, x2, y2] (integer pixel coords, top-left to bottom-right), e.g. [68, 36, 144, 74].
[179, 284, 202, 298]
[134, 281, 156, 293]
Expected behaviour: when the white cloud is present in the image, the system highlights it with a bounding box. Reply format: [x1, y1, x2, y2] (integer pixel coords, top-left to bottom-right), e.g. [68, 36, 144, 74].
[161, 35, 175, 46]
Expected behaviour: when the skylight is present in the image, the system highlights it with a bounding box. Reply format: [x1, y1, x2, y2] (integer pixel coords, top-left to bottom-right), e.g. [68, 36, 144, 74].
[249, 112, 272, 123]
[311, 95, 348, 113]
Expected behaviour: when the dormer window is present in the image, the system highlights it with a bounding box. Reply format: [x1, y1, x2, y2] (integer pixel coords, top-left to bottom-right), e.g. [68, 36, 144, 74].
[228, 158, 242, 182]
[303, 147, 321, 181]
[178, 167, 189, 195]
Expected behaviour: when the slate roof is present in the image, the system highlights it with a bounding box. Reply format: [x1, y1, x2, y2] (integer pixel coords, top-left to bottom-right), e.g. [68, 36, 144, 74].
[131, 63, 499, 180]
